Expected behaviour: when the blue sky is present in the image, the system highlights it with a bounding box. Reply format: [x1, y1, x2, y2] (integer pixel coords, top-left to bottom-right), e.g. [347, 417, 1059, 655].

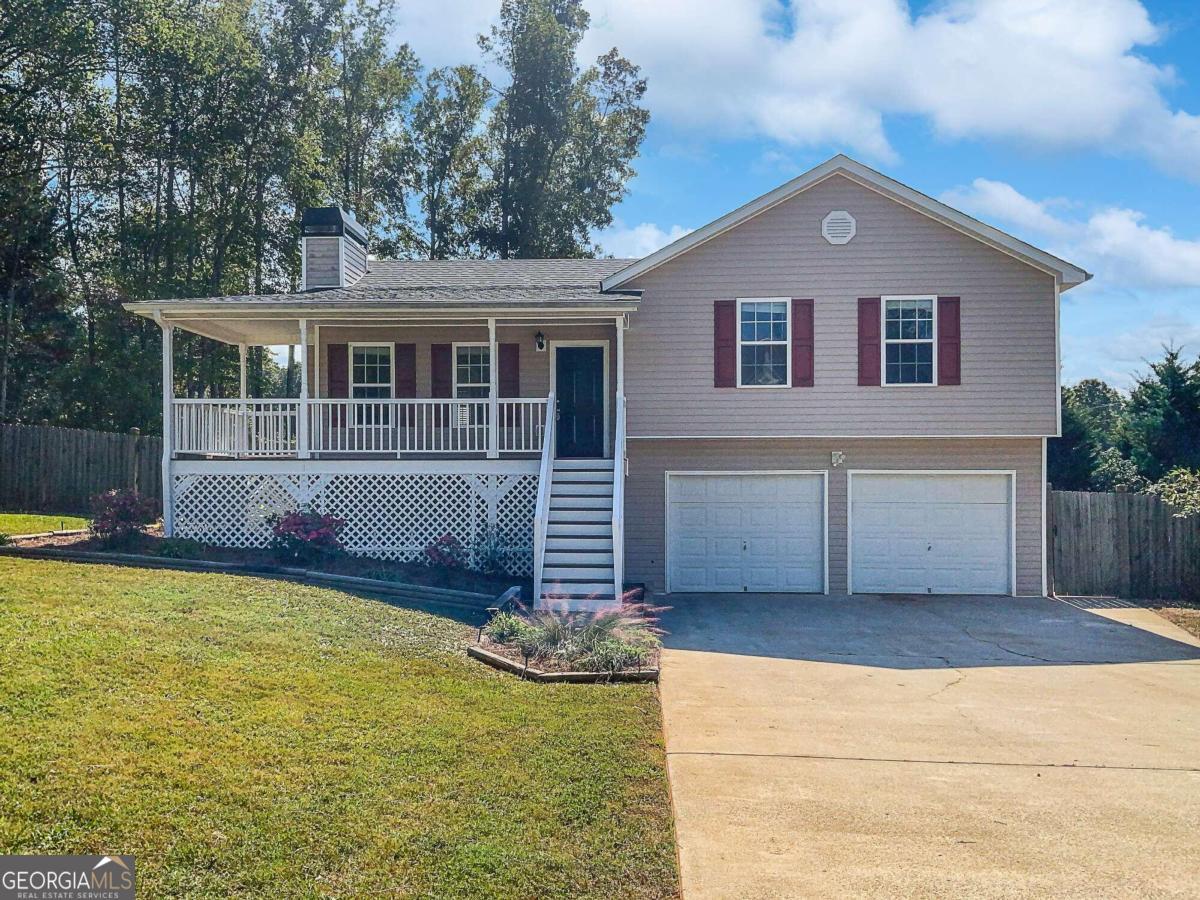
[393, 0, 1200, 389]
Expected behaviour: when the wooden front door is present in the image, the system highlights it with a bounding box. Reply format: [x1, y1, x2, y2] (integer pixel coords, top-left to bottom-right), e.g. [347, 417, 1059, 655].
[555, 345, 605, 458]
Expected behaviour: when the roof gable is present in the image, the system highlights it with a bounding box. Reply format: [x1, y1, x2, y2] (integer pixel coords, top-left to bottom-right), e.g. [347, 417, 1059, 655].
[601, 154, 1090, 292]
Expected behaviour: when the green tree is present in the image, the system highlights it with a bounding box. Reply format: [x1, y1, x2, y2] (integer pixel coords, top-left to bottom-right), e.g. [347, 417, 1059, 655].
[1122, 347, 1200, 480]
[1047, 392, 1094, 490]
[477, 0, 648, 258]
[1063, 378, 1125, 450]
[389, 65, 489, 259]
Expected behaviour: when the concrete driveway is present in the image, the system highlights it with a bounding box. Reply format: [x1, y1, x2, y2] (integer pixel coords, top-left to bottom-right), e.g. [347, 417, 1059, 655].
[658, 594, 1200, 899]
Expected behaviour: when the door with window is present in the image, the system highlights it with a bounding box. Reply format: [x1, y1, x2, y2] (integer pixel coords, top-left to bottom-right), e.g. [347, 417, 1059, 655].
[555, 345, 606, 458]
[350, 344, 392, 450]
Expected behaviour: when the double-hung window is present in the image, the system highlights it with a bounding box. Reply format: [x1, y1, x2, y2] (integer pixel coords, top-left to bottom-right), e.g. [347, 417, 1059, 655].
[883, 296, 935, 385]
[350, 344, 392, 424]
[454, 344, 490, 426]
[737, 299, 790, 387]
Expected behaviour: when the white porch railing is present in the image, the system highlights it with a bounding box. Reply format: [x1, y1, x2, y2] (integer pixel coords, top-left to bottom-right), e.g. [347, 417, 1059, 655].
[532, 391, 556, 602]
[172, 397, 546, 458]
[611, 394, 626, 603]
[173, 400, 299, 457]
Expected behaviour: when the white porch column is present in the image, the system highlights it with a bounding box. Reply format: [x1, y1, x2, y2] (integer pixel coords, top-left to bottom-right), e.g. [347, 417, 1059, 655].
[615, 315, 625, 399]
[298, 319, 310, 459]
[487, 317, 499, 459]
[158, 317, 175, 536]
[238, 343, 248, 399]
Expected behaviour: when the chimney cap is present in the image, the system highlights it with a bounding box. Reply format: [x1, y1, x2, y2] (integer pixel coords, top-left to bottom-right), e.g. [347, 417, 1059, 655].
[301, 206, 367, 247]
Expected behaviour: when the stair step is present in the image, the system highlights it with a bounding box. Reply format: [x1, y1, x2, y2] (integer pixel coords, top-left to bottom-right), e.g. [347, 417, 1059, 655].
[547, 522, 613, 537]
[550, 495, 612, 510]
[553, 470, 616, 484]
[545, 537, 613, 551]
[551, 482, 613, 497]
[549, 511, 614, 525]
[540, 582, 616, 598]
[544, 566, 615, 581]
[545, 551, 615, 566]
[554, 458, 614, 470]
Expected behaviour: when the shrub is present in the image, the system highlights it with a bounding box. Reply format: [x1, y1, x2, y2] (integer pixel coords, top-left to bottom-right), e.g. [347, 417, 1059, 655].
[471, 526, 509, 575]
[424, 533, 466, 569]
[484, 599, 667, 672]
[0, 533, 11, 547]
[90, 490, 158, 547]
[1149, 467, 1200, 518]
[157, 537, 205, 559]
[268, 507, 346, 564]
[483, 611, 529, 644]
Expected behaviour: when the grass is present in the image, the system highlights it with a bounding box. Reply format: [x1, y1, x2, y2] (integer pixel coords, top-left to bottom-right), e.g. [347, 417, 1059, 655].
[0, 558, 678, 898]
[0, 512, 88, 535]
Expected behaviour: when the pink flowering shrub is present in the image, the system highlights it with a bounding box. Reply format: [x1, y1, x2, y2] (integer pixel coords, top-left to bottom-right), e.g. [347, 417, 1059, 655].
[90, 489, 158, 547]
[268, 507, 346, 564]
[424, 533, 466, 569]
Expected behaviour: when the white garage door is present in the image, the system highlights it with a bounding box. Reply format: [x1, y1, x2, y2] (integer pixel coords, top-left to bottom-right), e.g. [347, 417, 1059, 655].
[850, 473, 1012, 595]
[667, 473, 825, 593]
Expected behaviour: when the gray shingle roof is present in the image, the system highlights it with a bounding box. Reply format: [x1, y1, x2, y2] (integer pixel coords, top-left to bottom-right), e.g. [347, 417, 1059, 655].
[126, 258, 641, 309]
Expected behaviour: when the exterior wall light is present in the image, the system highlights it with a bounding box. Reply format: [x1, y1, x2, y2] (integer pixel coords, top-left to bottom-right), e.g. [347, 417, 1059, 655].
[534, 331, 546, 352]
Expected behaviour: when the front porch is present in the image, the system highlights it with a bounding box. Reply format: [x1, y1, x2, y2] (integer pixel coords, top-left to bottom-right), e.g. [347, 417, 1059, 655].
[150, 308, 628, 606]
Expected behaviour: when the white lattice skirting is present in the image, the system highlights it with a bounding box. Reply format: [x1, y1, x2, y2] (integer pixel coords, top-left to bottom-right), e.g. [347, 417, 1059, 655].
[171, 462, 538, 577]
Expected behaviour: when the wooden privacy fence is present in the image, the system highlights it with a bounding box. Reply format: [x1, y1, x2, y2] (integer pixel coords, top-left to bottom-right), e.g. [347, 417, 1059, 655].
[0, 424, 162, 515]
[1049, 489, 1200, 601]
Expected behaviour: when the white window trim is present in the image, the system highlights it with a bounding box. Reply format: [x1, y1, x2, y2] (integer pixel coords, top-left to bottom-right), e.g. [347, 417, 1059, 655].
[881, 294, 938, 388]
[451, 341, 491, 399]
[348, 342, 394, 398]
[736, 297, 791, 389]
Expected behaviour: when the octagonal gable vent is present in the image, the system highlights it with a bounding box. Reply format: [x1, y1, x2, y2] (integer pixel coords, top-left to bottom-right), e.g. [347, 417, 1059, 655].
[822, 210, 856, 245]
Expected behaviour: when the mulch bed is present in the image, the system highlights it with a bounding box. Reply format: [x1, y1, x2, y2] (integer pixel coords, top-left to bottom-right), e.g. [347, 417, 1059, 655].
[11, 529, 530, 598]
[468, 637, 659, 683]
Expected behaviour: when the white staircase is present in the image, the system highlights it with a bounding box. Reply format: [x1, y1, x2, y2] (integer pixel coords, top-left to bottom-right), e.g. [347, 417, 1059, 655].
[541, 458, 617, 604]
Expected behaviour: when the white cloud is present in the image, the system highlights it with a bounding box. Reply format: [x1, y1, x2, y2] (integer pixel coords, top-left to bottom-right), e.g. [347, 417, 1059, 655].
[389, 0, 1200, 178]
[576, 0, 1200, 177]
[943, 178, 1200, 290]
[594, 221, 692, 258]
[1062, 316, 1200, 388]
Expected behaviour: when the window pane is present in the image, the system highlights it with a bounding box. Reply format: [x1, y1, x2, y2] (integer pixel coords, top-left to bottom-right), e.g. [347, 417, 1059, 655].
[352, 346, 390, 388]
[885, 342, 933, 384]
[740, 344, 787, 386]
[455, 346, 490, 391]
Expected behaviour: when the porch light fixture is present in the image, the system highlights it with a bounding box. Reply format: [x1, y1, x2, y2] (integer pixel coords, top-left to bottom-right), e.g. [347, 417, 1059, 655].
[534, 331, 546, 352]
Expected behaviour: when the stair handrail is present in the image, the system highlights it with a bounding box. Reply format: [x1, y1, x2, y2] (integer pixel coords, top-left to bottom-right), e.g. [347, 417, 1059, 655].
[532, 391, 556, 603]
[611, 393, 626, 604]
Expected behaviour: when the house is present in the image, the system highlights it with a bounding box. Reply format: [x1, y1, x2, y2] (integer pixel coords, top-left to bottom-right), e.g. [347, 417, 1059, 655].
[124, 154, 1090, 607]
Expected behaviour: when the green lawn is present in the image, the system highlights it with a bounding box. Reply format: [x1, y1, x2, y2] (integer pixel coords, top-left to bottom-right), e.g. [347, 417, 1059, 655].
[0, 513, 88, 535]
[0, 558, 678, 898]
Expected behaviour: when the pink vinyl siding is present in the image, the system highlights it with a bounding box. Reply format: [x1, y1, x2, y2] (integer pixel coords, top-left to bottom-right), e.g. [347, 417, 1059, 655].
[621, 174, 1058, 437]
[624, 437, 1044, 596]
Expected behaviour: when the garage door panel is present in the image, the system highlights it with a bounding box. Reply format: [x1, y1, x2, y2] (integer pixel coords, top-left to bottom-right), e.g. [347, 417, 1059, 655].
[851, 473, 1011, 595]
[668, 474, 825, 594]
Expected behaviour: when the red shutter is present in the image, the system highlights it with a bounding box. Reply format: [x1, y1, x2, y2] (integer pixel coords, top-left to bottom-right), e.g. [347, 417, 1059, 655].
[430, 344, 452, 398]
[857, 298, 881, 386]
[714, 300, 736, 388]
[394, 344, 416, 396]
[937, 296, 961, 386]
[498, 343, 520, 396]
[791, 298, 814, 387]
[327, 344, 349, 397]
